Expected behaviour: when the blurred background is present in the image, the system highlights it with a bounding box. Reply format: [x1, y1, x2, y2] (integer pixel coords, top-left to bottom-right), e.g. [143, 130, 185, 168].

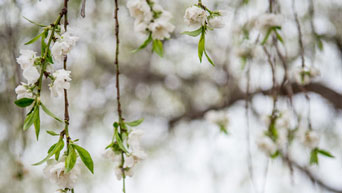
[1, 0, 342, 192]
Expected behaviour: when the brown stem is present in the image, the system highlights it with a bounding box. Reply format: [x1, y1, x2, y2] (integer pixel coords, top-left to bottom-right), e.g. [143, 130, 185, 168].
[62, 0, 70, 144]
[114, 0, 123, 121]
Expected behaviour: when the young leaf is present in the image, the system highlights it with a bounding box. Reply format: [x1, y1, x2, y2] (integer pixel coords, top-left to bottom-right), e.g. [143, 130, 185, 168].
[65, 145, 77, 173]
[317, 149, 334, 158]
[23, 16, 46, 27]
[261, 28, 273, 45]
[33, 106, 40, 140]
[126, 118, 144, 127]
[219, 124, 228, 135]
[72, 144, 94, 174]
[310, 149, 318, 165]
[24, 31, 44, 45]
[47, 143, 57, 153]
[14, 98, 34, 107]
[182, 27, 202, 37]
[270, 150, 280, 159]
[114, 128, 129, 153]
[23, 105, 37, 131]
[40, 103, 62, 122]
[198, 30, 205, 62]
[152, 39, 163, 57]
[133, 33, 152, 53]
[46, 130, 59, 136]
[274, 30, 284, 44]
[204, 50, 215, 66]
[33, 140, 64, 165]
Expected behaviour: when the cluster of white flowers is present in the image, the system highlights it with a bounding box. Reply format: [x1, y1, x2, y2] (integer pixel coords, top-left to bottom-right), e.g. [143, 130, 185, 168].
[51, 31, 79, 62]
[204, 110, 229, 127]
[184, 5, 225, 29]
[49, 69, 72, 97]
[43, 159, 81, 189]
[104, 129, 146, 180]
[294, 66, 320, 85]
[127, 0, 175, 40]
[17, 50, 40, 84]
[254, 13, 283, 33]
[302, 130, 320, 148]
[257, 136, 277, 156]
[15, 27, 77, 100]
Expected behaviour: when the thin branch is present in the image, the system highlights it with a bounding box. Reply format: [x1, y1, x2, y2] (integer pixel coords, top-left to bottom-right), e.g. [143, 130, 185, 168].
[283, 155, 342, 193]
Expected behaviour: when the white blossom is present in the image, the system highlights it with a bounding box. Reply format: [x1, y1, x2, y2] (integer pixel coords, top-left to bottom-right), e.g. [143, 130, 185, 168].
[51, 31, 79, 62]
[204, 110, 229, 127]
[148, 17, 175, 40]
[294, 66, 320, 85]
[49, 69, 71, 97]
[134, 20, 149, 33]
[23, 66, 40, 84]
[303, 130, 320, 148]
[127, 0, 153, 23]
[43, 159, 81, 189]
[208, 15, 225, 29]
[15, 83, 33, 99]
[16, 49, 37, 70]
[257, 136, 277, 155]
[255, 13, 283, 33]
[184, 6, 208, 27]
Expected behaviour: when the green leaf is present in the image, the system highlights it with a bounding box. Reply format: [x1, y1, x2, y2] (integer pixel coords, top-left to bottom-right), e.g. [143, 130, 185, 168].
[23, 16, 47, 27]
[33, 106, 40, 140]
[198, 29, 205, 62]
[219, 124, 228, 135]
[270, 150, 280, 159]
[47, 143, 57, 153]
[152, 39, 163, 57]
[317, 149, 334, 158]
[24, 31, 44, 45]
[23, 105, 37, 131]
[46, 130, 59, 136]
[182, 27, 202, 37]
[105, 142, 114, 150]
[126, 118, 144, 127]
[133, 33, 152, 53]
[274, 30, 284, 44]
[40, 103, 62, 122]
[316, 36, 323, 51]
[33, 140, 64, 165]
[14, 98, 34, 107]
[310, 149, 318, 165]
[72, 144, 94, 174]
[114, 128, 129, 153]
[204, 50, 215, 66]
[65, 145, 77, 173]
[261, 28, 273, 45]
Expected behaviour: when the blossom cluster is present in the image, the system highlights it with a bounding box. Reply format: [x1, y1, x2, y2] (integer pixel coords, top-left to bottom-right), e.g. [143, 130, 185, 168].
[15, 29, 77, 100]
[184, 5, 225, 29]
[104, 129, 146, 180]
[127, 0, 174, 40]
[43, 159, 81, 189]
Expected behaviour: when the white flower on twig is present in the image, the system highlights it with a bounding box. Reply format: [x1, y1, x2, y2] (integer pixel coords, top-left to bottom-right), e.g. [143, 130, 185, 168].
[49, 69, 71, 97]
[184, 6, 208, 27]
[148, 17, 175, 40]
[51, 31, 79, 62]
[127, 0, 153, 23]
[43, 159, 81, 189]
[295, 66, 320, 85]
[15, 83, 33, 99]
[257, 136, 277, 156]
[303, 130, 320, 148]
